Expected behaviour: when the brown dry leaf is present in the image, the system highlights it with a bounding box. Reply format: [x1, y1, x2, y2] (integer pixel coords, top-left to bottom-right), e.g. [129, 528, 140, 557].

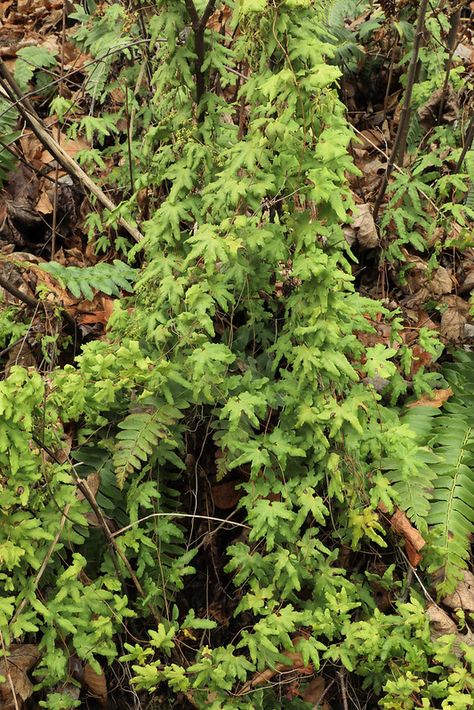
[389, 508, 426, 567]
[76, 296, 115, 326]
[440, 308, 466, 341]
[358, 128, 385, 149]
[442, 571, 474, 613]
[427, 603, 458, 638]
[239, 643, 312, 694]
[353, 203, 379, 249]
[418, 87, 459, 131]
[426, 604, 474, 657]
[440, 294, 471, 316]
[301, 676, 329, 707]
[409, 344, 433, 375]
[35, 190, 53, 215]
[42, 128, 89, 160]
[207, 4, 233, 32]
[459, 269, 474, 294]
[0, 644, 41, 710]
[406, 388, 453, 409]
[83, 662, 107, 703]
[429, 266, 452, 296]
[76, 472, 101, 502]
[212, 481, 241, 509]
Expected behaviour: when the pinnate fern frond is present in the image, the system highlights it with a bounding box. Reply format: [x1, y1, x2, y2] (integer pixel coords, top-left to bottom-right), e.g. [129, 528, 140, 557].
[114, 411, 167, 488]
[40, 260, 136, 301]
[113, 404, 183, 488]
[395, 354, 474, 594]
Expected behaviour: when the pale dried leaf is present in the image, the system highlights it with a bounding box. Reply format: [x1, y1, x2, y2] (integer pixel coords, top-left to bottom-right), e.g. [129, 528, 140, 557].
[459, 270, 474, 294]
[440, 309, 466, 341]
[442, 571, 474, 613]
[429, 267, 452, 296]
[83, 662, 107, 701]
[35, 190, 53, 215]
[406, 388, 453, 409]
[427, 604, 474, 657]
[0, 644, 40, 709]
[353, 203, 379, 249]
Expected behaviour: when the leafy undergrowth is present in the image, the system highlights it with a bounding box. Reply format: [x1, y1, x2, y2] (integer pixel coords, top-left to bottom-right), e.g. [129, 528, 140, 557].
[0, 0, 472, 708]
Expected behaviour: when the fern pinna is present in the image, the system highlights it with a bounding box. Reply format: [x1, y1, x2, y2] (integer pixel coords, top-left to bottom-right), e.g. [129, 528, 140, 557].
[396, 353, 474, 595]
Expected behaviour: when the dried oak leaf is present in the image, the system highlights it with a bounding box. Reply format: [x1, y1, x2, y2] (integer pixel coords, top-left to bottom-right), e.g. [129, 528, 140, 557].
[406, 388, 453, 409]
[390, 508, 426, 566]
[352, 203, 379, 249]
[429, 267, 452, 296]
[83, 662, 107, 703]
[440, 308, 466, 341]
[442, 571, 474, 613]
[0, 644, 40, 710]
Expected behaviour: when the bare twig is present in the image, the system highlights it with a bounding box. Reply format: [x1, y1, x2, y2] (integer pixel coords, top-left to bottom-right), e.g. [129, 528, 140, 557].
[111, 511, 250, 538]
[373, 0, 430, 220]
[0, 630, 20, 710]
[338, 668, 349, 710]
[0, 263, 77, 329]
[10, 504, 71, 627]
[437, 5, 462, 123]
[456, 115, 474, 173]
[0, 58, 143, 243]
[31, 435, 160, 623]
[0, 273, 40, 309]
[184, 0, 217, 118]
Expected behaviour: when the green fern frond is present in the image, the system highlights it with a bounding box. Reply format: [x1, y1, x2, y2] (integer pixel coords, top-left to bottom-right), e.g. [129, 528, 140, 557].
[0, 96, 19, 184]
[113, 405, 185, 488]
[464, 150, 474, 210]
[383, 443, 439, 530]
[114, 411, 166, 487]
[14, 46, 57, 92]
[396, 355, 474, 594]
[39, 260, 137, 301]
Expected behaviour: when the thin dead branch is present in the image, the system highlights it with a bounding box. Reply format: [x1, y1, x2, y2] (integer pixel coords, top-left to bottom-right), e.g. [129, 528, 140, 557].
[373, 0, 430, 220]
[0, 58, 143, 243]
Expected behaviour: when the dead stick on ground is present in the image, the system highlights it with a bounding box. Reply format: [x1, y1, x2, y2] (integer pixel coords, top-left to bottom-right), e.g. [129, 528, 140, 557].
[372, 0, 430, 221]
[31, 435, 160, 624]
[10, 504, 71, 627]
[0, 267, 77, 329]
[0, 58, 143, 243]
[0, 631, 20, 710]
[456, 115, 474, 173]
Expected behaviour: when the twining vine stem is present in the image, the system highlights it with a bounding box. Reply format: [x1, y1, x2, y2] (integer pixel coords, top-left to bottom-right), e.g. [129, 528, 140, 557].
[372, 0, 430, 220]
[184, 0, 216, 118]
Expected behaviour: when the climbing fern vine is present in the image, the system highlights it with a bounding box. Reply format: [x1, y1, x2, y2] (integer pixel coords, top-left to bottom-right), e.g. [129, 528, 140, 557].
[0, 1, 472, 708]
